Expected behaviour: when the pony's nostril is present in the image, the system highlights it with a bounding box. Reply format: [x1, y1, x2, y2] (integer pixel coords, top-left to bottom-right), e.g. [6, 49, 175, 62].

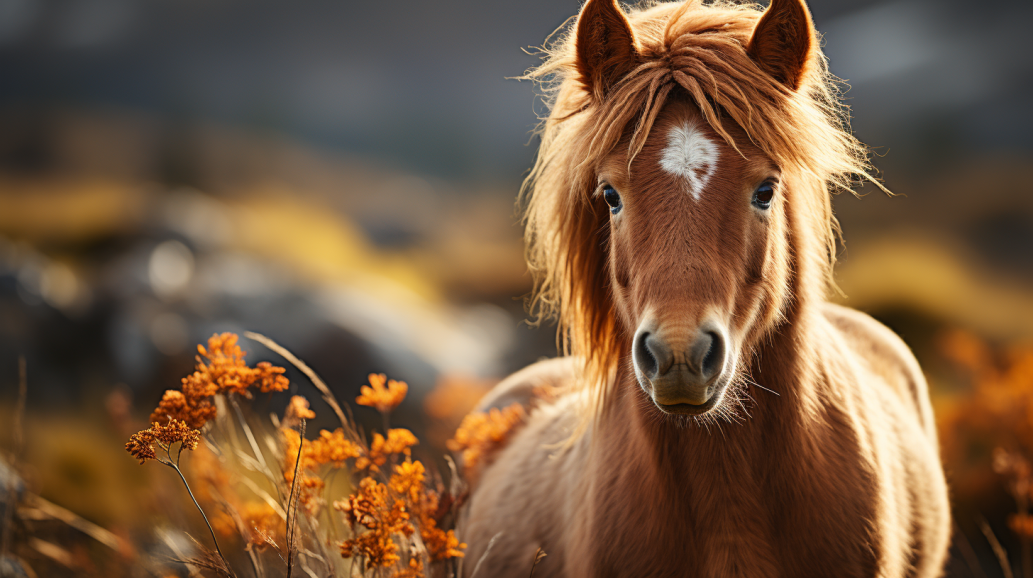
[634, 332, 658, 378]
[701, 331, 724, 380]
[645, 334, 674, 376]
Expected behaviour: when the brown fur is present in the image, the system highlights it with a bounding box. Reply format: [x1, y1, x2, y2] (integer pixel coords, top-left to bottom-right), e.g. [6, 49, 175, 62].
[460, 0, 950, 576]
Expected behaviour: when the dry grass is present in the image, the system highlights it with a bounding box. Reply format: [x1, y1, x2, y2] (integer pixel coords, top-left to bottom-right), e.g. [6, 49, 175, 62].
[116, 332, 486, 577]
[0, 330, 535, 578]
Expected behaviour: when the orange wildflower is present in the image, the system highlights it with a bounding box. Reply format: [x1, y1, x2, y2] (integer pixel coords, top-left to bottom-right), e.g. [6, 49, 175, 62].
[356, 429, 418, 473]
[412, 486, 465, 561]
[421, 522, 466, 562]
[253, 361, 290, 393]
[414, 488, 465, 561]
[391, 556, 425, 578]
[340, 528, 401, 568]
[308, 428, 363, 468]
[335, 478, 394, 530]
[384, 460, 466, 562]
[126, 420, 201, 464]
[447, 403, 526, 474]
[283, 395, 316, 429]
[337, 477, 414, 568]
[151, 387, 216, 430]
[150, 333, 290, 429]
[281, 426, 363, 511]
[357, 373, 408, 414]
[389, 461, 426, 505]
[197, 333, 290, 397]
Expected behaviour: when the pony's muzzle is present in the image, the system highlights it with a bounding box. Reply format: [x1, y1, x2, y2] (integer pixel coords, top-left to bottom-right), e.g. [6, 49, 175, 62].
[633, 321, 728, 414]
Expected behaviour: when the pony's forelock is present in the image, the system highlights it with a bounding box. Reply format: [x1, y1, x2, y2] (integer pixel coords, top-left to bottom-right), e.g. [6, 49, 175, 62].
[519, 0, 879, 424]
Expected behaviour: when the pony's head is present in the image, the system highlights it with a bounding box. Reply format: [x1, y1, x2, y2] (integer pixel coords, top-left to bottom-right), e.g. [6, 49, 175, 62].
[523, 0, 875, 422]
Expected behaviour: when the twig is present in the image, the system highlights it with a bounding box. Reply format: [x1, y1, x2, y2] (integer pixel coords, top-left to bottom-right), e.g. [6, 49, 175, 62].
[230, 395, 271, 473]
[29, 536, 74, 567]
[953, 522, 988, 578]
[979, 515, 1015, 578]
[237, 476, 287, 519]
[219, 497, 263, 578]
[21, 494, 125, 552]
[470, 532, 504, 578]
[162, 443, 233, 577]
[285, 420, 306, 578]
[244, 332, 357, 438]
[159, 528, 205, 578]
[529, 548, 547, 577]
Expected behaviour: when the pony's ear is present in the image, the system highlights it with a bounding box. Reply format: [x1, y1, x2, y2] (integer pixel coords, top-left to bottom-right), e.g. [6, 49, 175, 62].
[575, 0, 638, 100]
[747, 0, 816, 91]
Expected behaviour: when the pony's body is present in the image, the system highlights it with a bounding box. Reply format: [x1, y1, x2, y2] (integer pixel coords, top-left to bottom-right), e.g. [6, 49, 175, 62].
[465, 301, 948, 577]
[461, 0, 950, 575]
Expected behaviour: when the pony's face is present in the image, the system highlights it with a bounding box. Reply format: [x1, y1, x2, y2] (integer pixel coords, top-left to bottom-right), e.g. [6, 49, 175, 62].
[598, 99, 789, 416]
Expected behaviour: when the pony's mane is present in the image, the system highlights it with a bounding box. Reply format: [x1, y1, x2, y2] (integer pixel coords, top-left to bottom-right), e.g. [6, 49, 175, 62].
[520, 0, 878, 420]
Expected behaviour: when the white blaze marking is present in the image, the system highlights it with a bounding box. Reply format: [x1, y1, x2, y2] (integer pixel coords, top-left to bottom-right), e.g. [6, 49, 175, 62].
[658, 121, 719, 201]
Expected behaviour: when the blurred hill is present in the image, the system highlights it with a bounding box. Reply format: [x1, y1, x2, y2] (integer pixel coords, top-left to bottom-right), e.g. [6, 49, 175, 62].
[0, 0, 1030, 180]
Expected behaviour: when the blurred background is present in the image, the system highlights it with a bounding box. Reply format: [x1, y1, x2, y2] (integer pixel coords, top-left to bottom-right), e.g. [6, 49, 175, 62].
[0, 0, 1030, 575]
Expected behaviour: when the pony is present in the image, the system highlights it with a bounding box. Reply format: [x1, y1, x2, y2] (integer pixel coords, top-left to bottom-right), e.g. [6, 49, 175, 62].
[459, 0, 951, 576]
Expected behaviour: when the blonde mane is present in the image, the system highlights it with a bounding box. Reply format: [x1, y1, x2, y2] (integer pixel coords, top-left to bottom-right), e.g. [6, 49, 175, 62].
[520, 0, 879, 420]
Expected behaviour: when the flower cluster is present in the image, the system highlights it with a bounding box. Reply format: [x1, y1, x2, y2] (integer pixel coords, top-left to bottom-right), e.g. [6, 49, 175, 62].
[151, 333, 290, 429]
[336, 477, 414, 567]
[386, 461, 465, 562]
[279, 392, 420, 513]
[335, 460, 465, 570]
[356, 429, 418, 473]
[447, 404, 526, 475]
[125, 419, 201, 464]
[281, 425, 362, 510]
[357, 373, 408, 414]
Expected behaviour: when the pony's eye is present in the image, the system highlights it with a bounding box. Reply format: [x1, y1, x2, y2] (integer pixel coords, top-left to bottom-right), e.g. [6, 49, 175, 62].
[752, 182, 775, 210]
[603, 186, 623, 215]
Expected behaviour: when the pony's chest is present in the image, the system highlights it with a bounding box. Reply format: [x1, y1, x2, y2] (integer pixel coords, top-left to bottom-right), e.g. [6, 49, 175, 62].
[578, 446, 879, 577]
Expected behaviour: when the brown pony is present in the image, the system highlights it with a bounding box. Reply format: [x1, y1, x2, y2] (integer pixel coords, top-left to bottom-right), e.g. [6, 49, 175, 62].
[460, 0, 950, 576]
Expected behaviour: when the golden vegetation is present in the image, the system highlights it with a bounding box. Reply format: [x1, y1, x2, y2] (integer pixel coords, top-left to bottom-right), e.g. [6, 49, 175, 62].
[122, 333, 467, 577]
[937, 330, 1033, 572]
[447, 404, 525, 476]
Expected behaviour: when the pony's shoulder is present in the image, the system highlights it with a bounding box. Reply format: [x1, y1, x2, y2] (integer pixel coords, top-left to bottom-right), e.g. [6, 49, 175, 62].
[473, 356, 579, 414]
[820, 302, 918, 368]
[819, 302, 934, 432]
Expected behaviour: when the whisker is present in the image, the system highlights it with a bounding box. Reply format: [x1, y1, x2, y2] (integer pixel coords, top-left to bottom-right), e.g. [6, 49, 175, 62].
[751, 382, 780, 396]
